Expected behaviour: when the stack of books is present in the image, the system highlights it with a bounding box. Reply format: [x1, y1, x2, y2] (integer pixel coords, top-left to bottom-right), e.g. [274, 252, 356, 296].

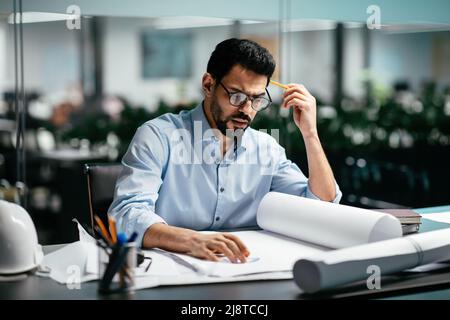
[376, 209, 422, 235]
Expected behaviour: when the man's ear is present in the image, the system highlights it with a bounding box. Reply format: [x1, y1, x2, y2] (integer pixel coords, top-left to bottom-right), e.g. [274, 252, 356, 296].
[202, 73, 215, 97]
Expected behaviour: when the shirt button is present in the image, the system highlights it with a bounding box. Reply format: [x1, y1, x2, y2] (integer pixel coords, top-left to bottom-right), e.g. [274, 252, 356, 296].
[220, 187, 225, 192]
[215, 217, 220, 221]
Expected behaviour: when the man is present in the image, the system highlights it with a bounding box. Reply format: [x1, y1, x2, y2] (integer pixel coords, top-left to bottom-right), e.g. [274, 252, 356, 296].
[108, 38, 342, 264]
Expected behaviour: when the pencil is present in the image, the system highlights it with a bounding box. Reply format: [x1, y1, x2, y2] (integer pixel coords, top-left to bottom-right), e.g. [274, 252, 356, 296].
[108, 216, 118, 244]
[94, 225, 113, 247]
[270, 79, 289, 90]
[94, 215, 112, 244]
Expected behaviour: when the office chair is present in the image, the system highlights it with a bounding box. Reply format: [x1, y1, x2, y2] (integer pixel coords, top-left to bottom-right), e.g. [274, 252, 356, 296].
[84, 163, 123, 234]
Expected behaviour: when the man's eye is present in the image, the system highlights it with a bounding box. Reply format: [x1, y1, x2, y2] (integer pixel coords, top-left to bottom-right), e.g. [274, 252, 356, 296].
[232, 93, 246, 100]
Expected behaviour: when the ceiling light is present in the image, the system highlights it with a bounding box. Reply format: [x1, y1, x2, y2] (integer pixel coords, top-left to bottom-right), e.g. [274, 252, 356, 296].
[153, 16, 262, 30]
[8, 12, 78, 24]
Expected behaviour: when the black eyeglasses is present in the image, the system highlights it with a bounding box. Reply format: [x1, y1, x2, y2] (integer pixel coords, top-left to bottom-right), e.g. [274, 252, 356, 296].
[219, 82, 272, 112]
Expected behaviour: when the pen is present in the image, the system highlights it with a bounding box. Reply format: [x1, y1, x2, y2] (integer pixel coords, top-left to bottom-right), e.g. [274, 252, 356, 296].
[270, 79, 289, 90]
[128, 232, 138, 243]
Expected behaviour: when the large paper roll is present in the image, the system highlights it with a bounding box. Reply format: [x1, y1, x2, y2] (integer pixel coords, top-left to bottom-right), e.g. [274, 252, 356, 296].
[293, 228, 450, 293]
[257, 192, 402, 249]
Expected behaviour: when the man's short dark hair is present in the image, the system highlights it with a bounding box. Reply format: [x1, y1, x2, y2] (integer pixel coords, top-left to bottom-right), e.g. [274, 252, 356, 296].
[207, 38, 276, 86]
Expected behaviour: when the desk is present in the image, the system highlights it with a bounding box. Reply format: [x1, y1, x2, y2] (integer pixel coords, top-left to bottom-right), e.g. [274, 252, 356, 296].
[1, 205, 450, 300]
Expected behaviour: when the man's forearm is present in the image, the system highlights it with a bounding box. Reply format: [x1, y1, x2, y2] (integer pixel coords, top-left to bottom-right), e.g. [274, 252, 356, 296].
[142, 222, 250, 263]
[303, 133, 337, 201]
[142, 223, 196, 253]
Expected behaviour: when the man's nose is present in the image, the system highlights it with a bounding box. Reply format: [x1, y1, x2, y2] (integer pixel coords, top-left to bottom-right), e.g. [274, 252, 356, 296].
[239, 99, 253, 114]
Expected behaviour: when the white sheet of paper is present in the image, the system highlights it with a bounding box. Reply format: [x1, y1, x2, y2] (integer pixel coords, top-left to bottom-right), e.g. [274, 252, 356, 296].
[423, 212, 450, 224]
[39, 241, 98, 284]
[167, 230, 328, 277]
[257, 192, 403, 249]
[37, 221, 99, 284]
[133, 271, 293, 290]
[73, 218, 96, 244]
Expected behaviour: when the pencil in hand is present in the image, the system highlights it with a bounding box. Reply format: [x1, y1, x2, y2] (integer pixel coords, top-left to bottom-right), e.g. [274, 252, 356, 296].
[270, 79, 289, 90]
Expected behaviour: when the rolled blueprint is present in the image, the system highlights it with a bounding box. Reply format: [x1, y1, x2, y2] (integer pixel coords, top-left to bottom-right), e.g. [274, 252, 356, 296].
[293, 228, 450, 293]
[257, 192, 402, 249]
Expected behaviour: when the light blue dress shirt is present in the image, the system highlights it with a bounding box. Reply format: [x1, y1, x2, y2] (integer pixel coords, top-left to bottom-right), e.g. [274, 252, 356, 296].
[108, 103, 342, 246]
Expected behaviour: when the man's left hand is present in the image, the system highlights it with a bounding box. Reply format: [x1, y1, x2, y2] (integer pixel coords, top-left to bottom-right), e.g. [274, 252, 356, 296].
[281, 84, 318, 138]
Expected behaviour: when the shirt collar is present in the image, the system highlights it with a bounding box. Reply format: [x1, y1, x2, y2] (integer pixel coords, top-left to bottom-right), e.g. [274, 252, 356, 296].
[190, 102, 249, 152]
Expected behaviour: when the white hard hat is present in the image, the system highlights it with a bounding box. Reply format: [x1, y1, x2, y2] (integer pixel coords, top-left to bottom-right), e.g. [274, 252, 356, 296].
[0, 200, 43, 275]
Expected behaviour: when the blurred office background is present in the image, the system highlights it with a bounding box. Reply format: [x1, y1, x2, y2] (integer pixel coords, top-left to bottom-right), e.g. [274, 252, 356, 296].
[0, 0, 449, 244]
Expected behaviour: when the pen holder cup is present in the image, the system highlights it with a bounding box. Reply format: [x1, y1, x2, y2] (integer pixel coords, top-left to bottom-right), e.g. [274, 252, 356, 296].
[98, 241, 137, 294]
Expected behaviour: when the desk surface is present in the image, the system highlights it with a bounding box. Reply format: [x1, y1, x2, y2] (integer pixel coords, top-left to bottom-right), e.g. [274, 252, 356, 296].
[1, 205, 450, 300]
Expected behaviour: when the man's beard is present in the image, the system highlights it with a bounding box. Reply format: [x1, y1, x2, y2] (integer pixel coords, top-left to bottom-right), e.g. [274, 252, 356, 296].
[211, 100, 252, 136]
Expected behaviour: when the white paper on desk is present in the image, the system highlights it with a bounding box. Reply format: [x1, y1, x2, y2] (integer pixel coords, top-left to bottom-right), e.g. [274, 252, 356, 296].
[168, 230, 327, 277]
[293, 228, 450, 293]
[154, 271, 293, 287]
[133, 271, 293, 290]
[166, 192, 402, 278]
[257, 192, 402, 249]
[135, 249, 183, 277]
[422, 212, 450, 224]
[37, 221, 99, 284]
[73, 218, 96, 244]
[39, 241, 99, 284]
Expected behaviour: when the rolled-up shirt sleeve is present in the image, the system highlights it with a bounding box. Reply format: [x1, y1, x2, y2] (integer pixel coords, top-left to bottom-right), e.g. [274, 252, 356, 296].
[108, 124, 169, 247]
[269, 142, 342, 204]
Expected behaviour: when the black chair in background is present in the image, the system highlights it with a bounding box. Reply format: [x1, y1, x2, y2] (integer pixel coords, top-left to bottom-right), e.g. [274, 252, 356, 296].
[84, 163, 123, 234]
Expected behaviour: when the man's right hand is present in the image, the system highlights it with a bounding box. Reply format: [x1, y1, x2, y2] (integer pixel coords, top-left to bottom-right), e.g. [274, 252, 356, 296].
[142, 223, 250, 263]
[187, 232, 250, 263]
